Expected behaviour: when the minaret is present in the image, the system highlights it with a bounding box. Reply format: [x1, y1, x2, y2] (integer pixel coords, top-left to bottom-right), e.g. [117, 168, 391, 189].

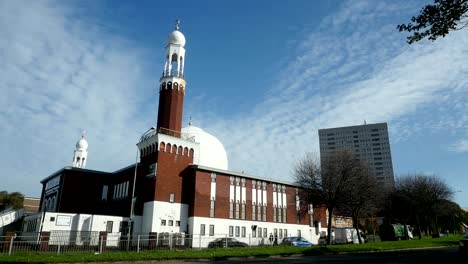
[72, 131, 88, 168]
[157, 20, 186, 137]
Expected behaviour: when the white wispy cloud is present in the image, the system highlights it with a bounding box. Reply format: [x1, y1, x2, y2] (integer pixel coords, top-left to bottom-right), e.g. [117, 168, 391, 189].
[201, 0, 468, 184]
[0, 0, 155, 195]
[450, 140, 468, 153]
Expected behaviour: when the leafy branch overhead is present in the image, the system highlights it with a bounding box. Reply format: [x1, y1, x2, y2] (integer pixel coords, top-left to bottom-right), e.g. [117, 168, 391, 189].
[397, 0, 468, 44]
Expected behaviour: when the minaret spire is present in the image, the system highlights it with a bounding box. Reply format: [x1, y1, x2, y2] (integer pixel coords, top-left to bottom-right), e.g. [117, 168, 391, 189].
[157, 22, 187, 137]
[72, 130, 88, 168]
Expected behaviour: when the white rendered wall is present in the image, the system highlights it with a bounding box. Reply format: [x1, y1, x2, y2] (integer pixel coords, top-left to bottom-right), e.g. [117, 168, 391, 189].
[22, 212, 126, 246]
[142, 201, 189, 235]
[188, 216, 322, 248]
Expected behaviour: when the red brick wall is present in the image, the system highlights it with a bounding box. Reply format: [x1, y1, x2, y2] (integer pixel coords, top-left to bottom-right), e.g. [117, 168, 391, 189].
[245, 180, 252, 221]
[192, 171, 211, 217]
[286, 187, 297, 224]
[213, 173, 230, 219]
[157, 82, 184, 133]
[153, 148, 193, 203]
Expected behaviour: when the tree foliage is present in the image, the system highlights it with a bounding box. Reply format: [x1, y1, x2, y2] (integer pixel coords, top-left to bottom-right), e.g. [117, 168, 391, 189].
[0, 191, 24, 211]
[397, 0, 468, 44]
[382, 174, 454, 238]
[294, 150, 381, 245]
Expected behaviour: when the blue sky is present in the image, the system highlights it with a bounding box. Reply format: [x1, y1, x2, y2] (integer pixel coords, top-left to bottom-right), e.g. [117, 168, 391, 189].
[1, 0, 467, 208]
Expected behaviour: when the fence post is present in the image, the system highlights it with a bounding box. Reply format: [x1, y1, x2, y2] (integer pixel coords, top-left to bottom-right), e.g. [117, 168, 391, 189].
[57, 241, 61, 255]
[8, 236, 14, 256]
[137, 235, 140, 253]
[225, 234, 228, 248]
[39, 231, 50, 252]
[99, 236, 103, 254]
[169, 233, 172, 250]
[249, 234, 251, 247]
[198, 234, 201, 249]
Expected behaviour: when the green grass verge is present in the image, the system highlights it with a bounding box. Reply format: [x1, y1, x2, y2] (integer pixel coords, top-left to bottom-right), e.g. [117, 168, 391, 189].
[0, 235, 463, 263]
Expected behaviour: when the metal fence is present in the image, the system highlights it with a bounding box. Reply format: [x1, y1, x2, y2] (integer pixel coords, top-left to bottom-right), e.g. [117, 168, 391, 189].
[0, 232, 278, 255]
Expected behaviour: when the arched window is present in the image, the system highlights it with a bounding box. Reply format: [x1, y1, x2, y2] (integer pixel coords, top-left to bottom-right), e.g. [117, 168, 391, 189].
[166, 143, 171, 152]
[167, 82, 172, 90]
[171, 53, 178, 62]
[183, 147, 189, 156]
[172, 145, 177, 153]
[162, 82, 166, 89]
[159, 142, 165, 151]
[178, 146, 183, 155]
[174, 82, 179, 90]
[189, 148, 194, 157]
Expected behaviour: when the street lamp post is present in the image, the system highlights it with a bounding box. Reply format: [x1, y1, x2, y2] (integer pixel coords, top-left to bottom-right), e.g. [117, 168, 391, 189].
[127, 126, 155, 250]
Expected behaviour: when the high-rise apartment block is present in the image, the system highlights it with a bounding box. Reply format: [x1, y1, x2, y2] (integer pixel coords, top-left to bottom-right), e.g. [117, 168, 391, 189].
[318, 122, 395, 189]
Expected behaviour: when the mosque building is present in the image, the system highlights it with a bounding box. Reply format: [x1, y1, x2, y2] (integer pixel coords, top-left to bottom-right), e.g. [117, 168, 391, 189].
[22, 22, 326, 247]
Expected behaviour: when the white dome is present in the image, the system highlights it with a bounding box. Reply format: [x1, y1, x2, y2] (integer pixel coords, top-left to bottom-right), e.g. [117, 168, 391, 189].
[76, 137, 88, 150]
[168, 30, 186, 47]
[182, 125, 228, 170]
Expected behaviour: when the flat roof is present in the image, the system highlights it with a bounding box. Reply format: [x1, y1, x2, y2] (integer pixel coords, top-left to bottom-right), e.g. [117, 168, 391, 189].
[190, 164, 299, 187]
[318, 122, 388, 132]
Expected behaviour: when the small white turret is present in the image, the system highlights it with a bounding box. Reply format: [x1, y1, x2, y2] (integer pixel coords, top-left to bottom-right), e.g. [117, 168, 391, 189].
[72, 131, 88, 168]
[162, 19, 186, 78]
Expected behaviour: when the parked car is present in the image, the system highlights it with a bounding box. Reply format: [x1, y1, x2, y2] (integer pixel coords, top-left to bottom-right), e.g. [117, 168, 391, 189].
[208, 238, 248, 248]
[281, 237, 313, 247]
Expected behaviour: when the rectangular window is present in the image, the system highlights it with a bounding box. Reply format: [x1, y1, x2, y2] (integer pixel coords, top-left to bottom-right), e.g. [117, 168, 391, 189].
[235, 202, 240, 219]
[262, 206, 267, 221]
[209, 225, 215, 236]
[252, 205, 256, 221]
[257, 205, 261, 221]
[200, 224, 206, 236]
[297, 211, 301, 224]
[229, 202, 234, 219]
[106, 221, 113, 233]
[211, 173, 216, 182]
[229, 226, 234, 237]
[161, 220, 166, 226]
[252, 227, 257, 237]
[235, 226, 240, 237]
[273, 207, 277, 222]
[168, 220, 173, 226]
[242, 226, 246, 237]
[279, 229, 283, 239]
[263, 228, 267, 238]
[257, 227, 262, 238]
[241, 203, 246, 220]
[284, 229, 288, 238]
[175, 221, 180, 226]
[283, 208, 287, 223]
[210, 199, 215, 218]
[169, 193, 175, 203]
[278, 207, 282, 223]
[102, 185, 108, 201]
[297, 230, 301, 238]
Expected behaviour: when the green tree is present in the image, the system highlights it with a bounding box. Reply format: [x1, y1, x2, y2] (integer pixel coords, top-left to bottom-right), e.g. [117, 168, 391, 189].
[0, 191, 24, 211]
[397, 0, 468, 44]
[385, 174, 453, 238]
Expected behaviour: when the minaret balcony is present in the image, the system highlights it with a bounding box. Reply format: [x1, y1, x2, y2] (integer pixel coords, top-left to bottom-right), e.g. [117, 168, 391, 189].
[162, 69, 184, 78]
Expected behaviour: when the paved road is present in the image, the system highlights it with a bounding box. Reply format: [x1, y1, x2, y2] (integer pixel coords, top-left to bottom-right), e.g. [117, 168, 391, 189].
[66, 247, 466, 264]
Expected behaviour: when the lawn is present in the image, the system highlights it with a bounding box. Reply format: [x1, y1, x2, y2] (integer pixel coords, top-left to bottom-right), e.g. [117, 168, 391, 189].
[0, 234, 463, 263]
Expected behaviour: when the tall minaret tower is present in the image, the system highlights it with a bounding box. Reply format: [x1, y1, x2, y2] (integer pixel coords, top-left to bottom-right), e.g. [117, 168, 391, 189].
[72, 131, 88, 168]
[157, 20, 186, 137]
